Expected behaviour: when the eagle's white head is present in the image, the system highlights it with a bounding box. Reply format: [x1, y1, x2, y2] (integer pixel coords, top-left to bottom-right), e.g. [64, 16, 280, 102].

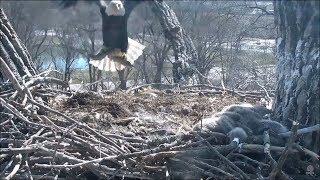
[105, 0, 125, 16]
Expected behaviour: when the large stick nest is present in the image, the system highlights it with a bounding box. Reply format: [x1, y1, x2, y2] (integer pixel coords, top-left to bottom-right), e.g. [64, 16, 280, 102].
[1, 81, 319, 179]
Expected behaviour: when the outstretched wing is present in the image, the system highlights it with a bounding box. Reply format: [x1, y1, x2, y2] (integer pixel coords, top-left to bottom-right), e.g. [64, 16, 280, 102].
[123, 0, 144, 19]
[91, 0, 146, 71]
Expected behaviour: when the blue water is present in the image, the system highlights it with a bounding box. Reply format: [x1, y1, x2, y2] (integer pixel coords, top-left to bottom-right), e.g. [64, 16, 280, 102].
[41, 56, 89, 70]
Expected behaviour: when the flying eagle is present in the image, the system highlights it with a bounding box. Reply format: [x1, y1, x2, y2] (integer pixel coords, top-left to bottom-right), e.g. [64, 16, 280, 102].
[60, 0, 146, 72]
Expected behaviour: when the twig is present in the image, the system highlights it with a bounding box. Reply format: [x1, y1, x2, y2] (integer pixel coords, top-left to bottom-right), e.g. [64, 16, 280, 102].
[0, 57, 24, 96]
[0, 157, 13, 177]
[227, 153, 270, 168]
[28, 98, 126, 153]
[195, 134, 250, 179]
[5, 154, 22, 180]
[269, 122, 299, 180]
[279, 124, 320, 137]
[263, 130, 277, 167]
[292, 144, 319, 160]
[24, 156, 33, 180]
[0, 97, 46, 128]
[172, 158, 220, 179]
[184, 157, 236, 178]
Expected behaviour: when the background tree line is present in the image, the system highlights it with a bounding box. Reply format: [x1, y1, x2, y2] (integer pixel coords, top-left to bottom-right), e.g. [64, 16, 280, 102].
[1, 0, 276, 90]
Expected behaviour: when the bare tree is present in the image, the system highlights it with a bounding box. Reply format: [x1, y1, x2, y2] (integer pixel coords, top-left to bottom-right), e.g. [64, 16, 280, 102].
[169, 1, 275, 88]
[1, 1, 54, 71]
[51, 26, 80, 82]
[272, 0, 319, 154]
[151, 1, 197, 83]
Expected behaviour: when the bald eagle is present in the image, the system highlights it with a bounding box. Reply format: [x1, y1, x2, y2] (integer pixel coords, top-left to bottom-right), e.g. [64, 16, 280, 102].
[60, 0, 146, 72]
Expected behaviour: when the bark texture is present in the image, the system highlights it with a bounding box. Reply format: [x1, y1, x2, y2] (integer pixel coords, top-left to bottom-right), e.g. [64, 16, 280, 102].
[152, 1, 197, 83]
[273, 0, 319, 153]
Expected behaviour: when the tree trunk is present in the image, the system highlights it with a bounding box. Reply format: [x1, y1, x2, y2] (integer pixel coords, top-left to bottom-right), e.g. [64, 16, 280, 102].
[152, 1, 197, 83]
[153, 59, 164, 84]
[273, 0, 319, 153]
[142, 53, 150, 84]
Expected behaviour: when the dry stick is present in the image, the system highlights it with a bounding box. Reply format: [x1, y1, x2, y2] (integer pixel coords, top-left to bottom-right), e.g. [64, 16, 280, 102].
[263, 130, 277, 167]
[72, 129, 124, 155]
[35, 146, 86, 165]
[35, 141, 182, 169]
[195, 134, 250, 179]
[28, 156, 53, 164]
[5, 154, 22, 180]
[227, 153, 270, 168]
[23, 155, 33, 180]
[35, 147, 122, 180]
[21, 75, 34, 101]
[36, 115, 66, 132]
[125, 83, 179, 93]
[35, 69, 63, 78]
[0, 92, 14, 97]
[64, 134, 116, 156]
[9, 119, 20, 132]
[269, 122, 299, 180]
[23, 128, 45, 146]
[107, 160, 139, 180]
[0, 28, 32, 77]
[172, 158, 220, 179]
[279, 124, 320, 137]
[254, 81, 271, 101]
[263, 130, 291, 179]
[170, 135, 221, 151]
[51, 123, 77, 167]
[292, 144, 319, 160]
[0, 98, 47, 128]
[101, 132, 146, 143]
[25, 76, 68, 89]
[0, 146, 40, 154]
[0, 139, 25, 146]
[3, 174, 66, 180]
[0, 119, 10, 126]
[19, 130, 42, 180]
[184, 157, 236, 178]
[0, 57, 24, 95]
[0, 157, 13, 177]
[28, 98, 126, 154]
[180, 84, 245, 97]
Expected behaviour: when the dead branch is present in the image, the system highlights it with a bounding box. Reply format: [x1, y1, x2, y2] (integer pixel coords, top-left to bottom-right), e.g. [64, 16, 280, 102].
[0, 57, 24, 95]
[195, 134, 250, 179]
[279, 123, 320, 137]
[183, 157, 236, 178]
[4, 154, 22, 180]
[269, 122, 299, 179]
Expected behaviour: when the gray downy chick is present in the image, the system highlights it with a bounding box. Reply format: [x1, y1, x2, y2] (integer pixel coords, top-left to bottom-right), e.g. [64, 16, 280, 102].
[228, 127, 248, 143]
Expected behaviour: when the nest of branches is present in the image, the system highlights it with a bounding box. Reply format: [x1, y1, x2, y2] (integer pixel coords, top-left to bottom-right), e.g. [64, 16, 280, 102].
[1, 79, 320, 180]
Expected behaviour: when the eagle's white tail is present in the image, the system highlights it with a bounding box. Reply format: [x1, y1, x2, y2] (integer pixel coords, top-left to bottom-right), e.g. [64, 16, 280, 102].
[89, 38, 145, 72]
